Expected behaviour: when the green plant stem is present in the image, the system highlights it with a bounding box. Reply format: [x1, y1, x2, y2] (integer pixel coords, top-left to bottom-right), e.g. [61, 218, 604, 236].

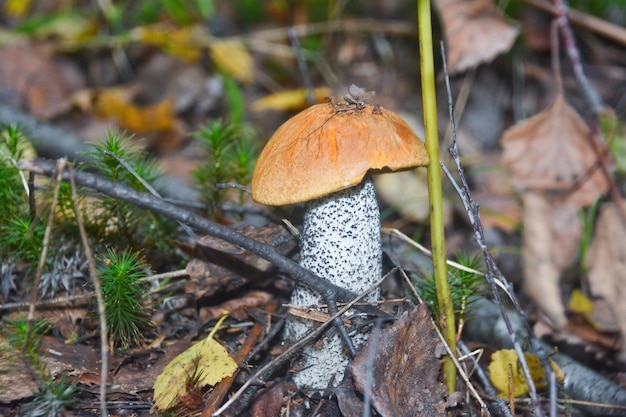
[417, 0, 456, 393]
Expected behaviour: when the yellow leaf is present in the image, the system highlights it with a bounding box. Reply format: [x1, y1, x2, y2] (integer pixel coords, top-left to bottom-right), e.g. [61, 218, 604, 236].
[549, 357, 565, 383]
[153, 314, 237, 410]
[209, 39, 254, 84]
[136, 26, 202, 63]
[251, 87, 333, 112]
[488, 349, 546, 398]
[96, 89, 175, 133]
[568, 289, 594, 315]
[4, 0, 32, 18]
[32, 14, 98, 43]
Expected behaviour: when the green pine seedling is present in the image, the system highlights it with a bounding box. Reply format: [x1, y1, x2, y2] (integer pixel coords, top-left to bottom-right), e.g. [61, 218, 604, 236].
[97, 248, 151, 349]
[413, 252, 484, 328]
[4, 316, 50, 360]
[0, 125, 45, 268]
[192, 120, 257, 218]
[21, 375, 78, 417]
[3, 316, 51, 380]
[83, 130, 176, 261]
[4, 316, 77, 416]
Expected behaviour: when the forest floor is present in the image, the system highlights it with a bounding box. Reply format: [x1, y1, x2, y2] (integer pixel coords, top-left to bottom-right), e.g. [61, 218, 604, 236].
[1, 1, 626, 416]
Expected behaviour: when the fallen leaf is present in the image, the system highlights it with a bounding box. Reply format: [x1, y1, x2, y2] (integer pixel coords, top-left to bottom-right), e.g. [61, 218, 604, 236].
[199, 290, 273, 323]
[585, 201, 626, 359]
[501, 92, 609, 208]
[0, 44, 85, 119]
[468, 192, 520, 231]
[209, 39, 254, 84]
[135, 26, 203, 63]
[434, 0, 519, 74]
[95, 88, 176, 134]
[350, 304, 447, 417]
[153, 316, 237, 411]
[250, 381, 293, 417]
[30, 13, 98, 43]
[488, 349, 547, 398]
[522, 192, 580, 329]
[463, 152, 521, 231]
[251, 87, 333, 112]
[567, 289, 594, 315]
[4, 0, 32, 18]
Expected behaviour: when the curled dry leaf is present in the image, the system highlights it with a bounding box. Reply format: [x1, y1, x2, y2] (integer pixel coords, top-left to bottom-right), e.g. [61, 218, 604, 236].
[349, 304, 447, 417]
[501, 92, 609, 208]
[585, 201, 626, 360]
[522, 192, 581, 330]
[434, 0, 519, 74]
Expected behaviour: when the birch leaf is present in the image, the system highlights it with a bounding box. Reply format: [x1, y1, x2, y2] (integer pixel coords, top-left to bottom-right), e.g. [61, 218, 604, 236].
[501, 92, 608, 208]
[153, 315, 237, 410]
[488, 349, 546, 398]
[434, 0, 519, 74]
[209, 39, 254, 84]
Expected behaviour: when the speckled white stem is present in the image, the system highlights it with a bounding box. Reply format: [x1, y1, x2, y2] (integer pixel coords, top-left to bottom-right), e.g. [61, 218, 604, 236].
[287, 177, 382, 390]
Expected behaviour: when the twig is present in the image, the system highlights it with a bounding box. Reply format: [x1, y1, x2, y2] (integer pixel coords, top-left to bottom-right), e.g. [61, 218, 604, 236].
[361, 318, 383, 417]
[24, 159, 66, 355]
[551, 0, 626, 225]
[68, 164, 108, 417]
[103, 149, 197, 239]
[440, 41, 549, 417]
[458, 340, 514, 417]
[0, 293, 92, 311]
[553, 0, 602, 113]
[138, 268, 188, 282]
[524, 0, 626, 47]
[288, 27, 316, 106]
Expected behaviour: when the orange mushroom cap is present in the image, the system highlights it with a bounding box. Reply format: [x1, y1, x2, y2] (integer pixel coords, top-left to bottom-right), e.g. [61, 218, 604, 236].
[251, 103, 429, 206]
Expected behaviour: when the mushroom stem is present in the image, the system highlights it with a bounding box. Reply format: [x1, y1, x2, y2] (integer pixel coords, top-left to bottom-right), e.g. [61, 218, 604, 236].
[287, 177, 382, 389]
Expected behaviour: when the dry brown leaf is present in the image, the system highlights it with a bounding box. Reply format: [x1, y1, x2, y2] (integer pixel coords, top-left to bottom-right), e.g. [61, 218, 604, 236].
[199, 290, 272, 322]
[522, 192, 582, 330]
[585, 201, 626, 359]
[250, 382, 294, 417]
[434, 0, 519, 74]
[0, 44, 85, 119]
[350, 304, 447, 417]
[501, 92, 608, 208]
[464, 153, 520, 231]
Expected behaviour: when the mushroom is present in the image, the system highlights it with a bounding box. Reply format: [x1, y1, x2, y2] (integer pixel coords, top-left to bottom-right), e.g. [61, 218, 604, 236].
[251, 93, 429, 390]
